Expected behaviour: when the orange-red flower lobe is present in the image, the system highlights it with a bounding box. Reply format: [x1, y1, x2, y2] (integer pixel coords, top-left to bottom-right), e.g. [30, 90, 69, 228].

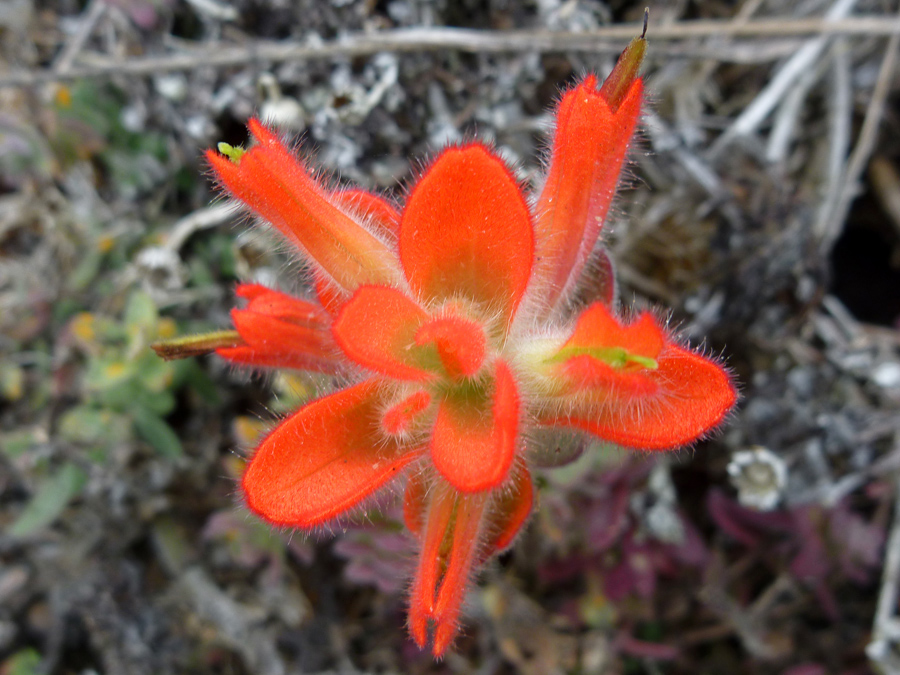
[382, 390, 432, 436]
[534, 71, 643, 310]
[542, 304, 736, 450]
[415, 314, 486, 378]
[207, 120, 400, 293]
[408, 482, 488, 657]
[242, 380, 422, 527]
[399, 144, 533, 322]
[549, 343, 736, 450]
[431, 360, 520, 493]
[332, 285, 434, 381]
[481, 465, 534, 558]
[216, 284, 340, 372]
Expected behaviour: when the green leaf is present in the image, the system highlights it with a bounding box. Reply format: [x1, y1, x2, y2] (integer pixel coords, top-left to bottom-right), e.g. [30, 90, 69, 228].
[2, 648, 42, 675]
[68, 248, 103, 292]
[133, 349, 174, 392]
[128, 384, 176, 416]
[0, 429, 43, 459]
[172, 359, 221, 406]
[124, 289, 159, 334]
[8, 463, 87, 538]
[132, 407, 183, 459]
[58, 405, 131, 446]
[84, 357, 136, 392]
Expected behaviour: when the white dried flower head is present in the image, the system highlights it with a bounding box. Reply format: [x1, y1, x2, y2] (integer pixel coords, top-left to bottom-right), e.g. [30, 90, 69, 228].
[134, 246, 186, 294]
[727, 446, 788, 511]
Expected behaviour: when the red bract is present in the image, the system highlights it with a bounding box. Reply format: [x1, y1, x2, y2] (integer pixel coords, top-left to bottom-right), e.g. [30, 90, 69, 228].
[202, 34, 735, 657]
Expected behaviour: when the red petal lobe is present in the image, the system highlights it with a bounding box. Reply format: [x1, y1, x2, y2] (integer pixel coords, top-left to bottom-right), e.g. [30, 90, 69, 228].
[564, 303, 662, 358]
[415, 314, 486, 378]
[548, 344, 736, 450]
[482, 465, 534, 557]
[432, 493, 487, 657]
[242, 381, 420, 527]
[409, 485, 455, 648]
[399, 144, 533, 320]
[332, 286, 434, 381]
[216, 284, 339, 372]
[330, 187, 400, 236]
[382, 390, 432, 435]
[431, 360, 520, 492]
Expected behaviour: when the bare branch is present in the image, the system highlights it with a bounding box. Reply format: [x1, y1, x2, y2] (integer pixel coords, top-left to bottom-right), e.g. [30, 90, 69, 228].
[712, 0, 860, 152]
[815, 17, 900, 254]
[3, 16, 900, 88]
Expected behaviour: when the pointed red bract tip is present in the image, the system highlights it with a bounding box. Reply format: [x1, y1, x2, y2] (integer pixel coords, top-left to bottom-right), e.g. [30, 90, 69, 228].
[431, 360, 520, 493]
[399, 144, 533, 321]
[208, 120, 400, 293]
[431, 493, 486, 657]
[415, 314, 486, 378]
[330, 187, 401, 236]
[564, 304, 663, 358]
[432, 621, 458, 660]
[408, 485, 488, 657]
[534, 70, 643, 311]
[409, 486, 455, 648]
[482, 465, 534, 558]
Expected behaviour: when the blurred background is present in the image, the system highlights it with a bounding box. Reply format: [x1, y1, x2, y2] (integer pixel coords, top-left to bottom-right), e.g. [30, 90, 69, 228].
[2, 0, 900, 673]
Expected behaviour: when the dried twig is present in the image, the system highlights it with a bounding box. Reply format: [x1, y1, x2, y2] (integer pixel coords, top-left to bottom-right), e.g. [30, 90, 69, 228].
[815, 13, 900, 255]
[50, 0, 107, 74]
[3, 16, 900, 88]
[711, 0, 860, 153]
[870, 157, 900, 238]
[823, 40, 853, 198]
[764, 50, 824, 164]
[867, 473, 900, 672]
[164, 203, 239, 252]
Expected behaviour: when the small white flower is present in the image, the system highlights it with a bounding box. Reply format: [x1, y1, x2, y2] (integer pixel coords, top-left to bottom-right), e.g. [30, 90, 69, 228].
[727, 446, 788, 511]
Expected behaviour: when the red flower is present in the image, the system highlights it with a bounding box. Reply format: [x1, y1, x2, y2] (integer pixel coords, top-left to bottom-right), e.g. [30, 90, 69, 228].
[189, 33, 735, 657]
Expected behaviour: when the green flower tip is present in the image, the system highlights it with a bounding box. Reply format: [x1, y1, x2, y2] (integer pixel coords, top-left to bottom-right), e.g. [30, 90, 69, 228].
[217, 142, 246, 164]
[547, 346, 659, 371]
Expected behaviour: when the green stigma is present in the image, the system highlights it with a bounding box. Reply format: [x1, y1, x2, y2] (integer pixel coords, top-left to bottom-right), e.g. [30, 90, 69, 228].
[546, 346, 658, 370]
[217, 142, 245, 164]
